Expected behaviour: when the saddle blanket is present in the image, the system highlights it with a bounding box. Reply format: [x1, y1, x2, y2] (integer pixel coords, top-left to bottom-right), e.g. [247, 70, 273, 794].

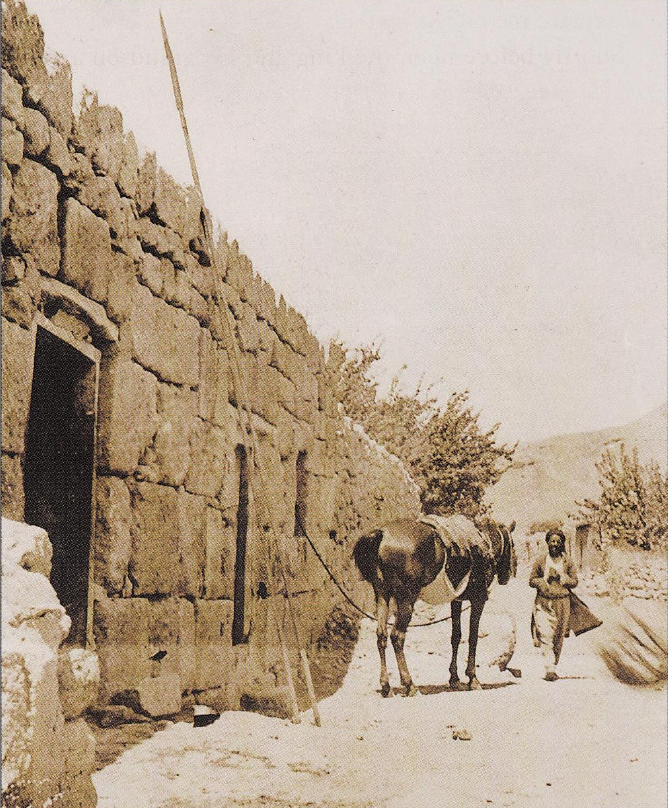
[417, 514, 483, 605]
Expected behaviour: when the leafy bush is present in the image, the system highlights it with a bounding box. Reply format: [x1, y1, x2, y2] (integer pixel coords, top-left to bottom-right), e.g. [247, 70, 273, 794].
[330, 341, 515, 519]
[577, 443, 667, 550]
[527, 518, 564, 536]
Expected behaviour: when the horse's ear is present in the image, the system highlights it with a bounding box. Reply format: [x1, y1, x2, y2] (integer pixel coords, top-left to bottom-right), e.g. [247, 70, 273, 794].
[509, 521, 516, 533]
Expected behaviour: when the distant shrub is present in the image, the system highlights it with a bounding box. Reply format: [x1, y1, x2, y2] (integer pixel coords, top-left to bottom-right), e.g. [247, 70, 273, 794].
[527, 518, 564, 536]
[331, 340, 516, 520]
[577, 443, 667, 551]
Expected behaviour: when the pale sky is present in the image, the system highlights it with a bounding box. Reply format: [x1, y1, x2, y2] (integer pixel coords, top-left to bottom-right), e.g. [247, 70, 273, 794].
[27, 0, 667, 443]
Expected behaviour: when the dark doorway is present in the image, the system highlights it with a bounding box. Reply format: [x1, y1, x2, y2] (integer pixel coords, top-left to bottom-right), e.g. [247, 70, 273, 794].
[24, 324, 98, 646]
[232, 444, 249, 645]
[294, 450, 308, 537]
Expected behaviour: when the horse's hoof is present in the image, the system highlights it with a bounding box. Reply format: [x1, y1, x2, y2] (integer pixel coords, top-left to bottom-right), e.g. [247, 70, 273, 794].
[404, 683, 418, 697]
[507, 667, 522, 679]
[468, 678, 482, 691]
[449, 676, 460, 688]
[380, 683, 391, 698]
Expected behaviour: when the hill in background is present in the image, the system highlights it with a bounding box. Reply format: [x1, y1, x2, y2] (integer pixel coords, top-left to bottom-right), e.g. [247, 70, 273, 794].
[488, 402, 667, 536]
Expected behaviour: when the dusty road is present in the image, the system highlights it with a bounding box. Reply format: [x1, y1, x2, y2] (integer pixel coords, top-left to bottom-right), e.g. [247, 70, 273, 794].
[93, 579, 666, 808]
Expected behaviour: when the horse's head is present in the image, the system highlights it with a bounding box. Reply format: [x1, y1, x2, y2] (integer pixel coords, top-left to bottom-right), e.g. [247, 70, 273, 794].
[495, 520, 516, 585]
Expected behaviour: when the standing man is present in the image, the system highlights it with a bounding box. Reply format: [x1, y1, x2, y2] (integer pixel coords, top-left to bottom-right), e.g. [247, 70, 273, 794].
[529, 529, 579, 681]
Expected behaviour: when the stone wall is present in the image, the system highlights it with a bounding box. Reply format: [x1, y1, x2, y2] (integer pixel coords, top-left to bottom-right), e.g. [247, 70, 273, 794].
[2, 518, 99, 808]
[1, 0, 420, 722]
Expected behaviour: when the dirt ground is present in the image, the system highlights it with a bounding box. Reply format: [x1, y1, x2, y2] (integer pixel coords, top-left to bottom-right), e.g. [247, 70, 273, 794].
[92, 578, 667, 808]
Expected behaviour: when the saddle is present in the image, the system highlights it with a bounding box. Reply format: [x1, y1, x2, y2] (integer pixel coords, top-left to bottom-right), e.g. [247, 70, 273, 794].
[417, 514, 482, 605]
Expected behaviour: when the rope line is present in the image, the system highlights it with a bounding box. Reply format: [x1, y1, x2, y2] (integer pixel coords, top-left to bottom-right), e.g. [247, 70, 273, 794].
[301, 530, 471, 627]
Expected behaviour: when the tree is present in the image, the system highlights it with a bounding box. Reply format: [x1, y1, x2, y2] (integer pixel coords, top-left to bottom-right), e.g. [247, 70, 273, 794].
[577, 443, 667, 550]
[415, 391, 515, 518]
[330, 340, 515, 520]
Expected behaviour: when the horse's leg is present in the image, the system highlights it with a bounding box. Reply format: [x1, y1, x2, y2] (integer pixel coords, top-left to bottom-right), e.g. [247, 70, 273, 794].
[449, 600, 462, 687]
[465, 596, 486, 690]
[376, 587, 391, 697]
[391, 598, 417, 696]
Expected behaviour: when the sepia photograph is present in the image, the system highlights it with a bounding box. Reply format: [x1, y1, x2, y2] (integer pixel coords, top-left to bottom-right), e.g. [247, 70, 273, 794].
[1, 1, 666, 806]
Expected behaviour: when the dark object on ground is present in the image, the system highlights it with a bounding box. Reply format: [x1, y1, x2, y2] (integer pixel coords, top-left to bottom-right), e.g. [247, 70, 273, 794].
[88, 705, 151, 728]
[193, 704, 220, 728]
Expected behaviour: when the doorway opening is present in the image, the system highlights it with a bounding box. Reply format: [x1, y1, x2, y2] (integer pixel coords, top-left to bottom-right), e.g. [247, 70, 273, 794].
[294, 450, 308, 537]
[232, 444, 249, 645]
[24, 323, 99, 647]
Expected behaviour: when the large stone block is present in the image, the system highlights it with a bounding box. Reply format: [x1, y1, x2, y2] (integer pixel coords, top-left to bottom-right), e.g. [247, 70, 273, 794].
[1, 68, 24, 127]
[45, 125, 71, 177]
[161, 258, 190, 309]
[203, 507, 236, 600]
[106, 250, 135, 324]
[185, 421, 231, 498]
[2, 115, 23, 165]
[154, 167, 186, 233]
[94, 476, 132, 594]
[126, 672, 181, 718]
[1, 0, 49, 103]
[38, 54, 73, 138]
[198, 331, 230, 426]
[136, 217, 186, 269]
[152, 382, 197, 486]
[59, 717, 97, 808]
[57, 648, 99, 720]
[77, 93, 124, 182]
[94, 596, 151, 698]
[6, 158, 59, 276]
[1, 253, 40, 329]
[2, 161, 12, 221]
[118, 131, 139, 198]
[1, 451, 24, 521]
[77, 172, 124, 238]
[135, 151, 156, 215]
[1, 319, 33, 454]
[236, 303, 260, 353]
[128, 482, 180, 595]
[61, 196, 112, 303]
[138, 251, 163, 295]
[193, 599, 234, 690]
[177, 491, 206, 598]
[176, 598, 196, 692]
[131, 281, 200, 386]
[21, 106, 49, 157]
[97, 357, 157, 476]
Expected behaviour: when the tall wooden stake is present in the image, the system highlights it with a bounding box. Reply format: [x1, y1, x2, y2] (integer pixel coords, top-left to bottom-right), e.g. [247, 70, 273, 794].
[159, 10, 321, 727]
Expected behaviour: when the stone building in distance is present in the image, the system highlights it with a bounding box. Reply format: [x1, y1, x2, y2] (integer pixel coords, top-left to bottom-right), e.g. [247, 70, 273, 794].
[1, 2, 419, 804]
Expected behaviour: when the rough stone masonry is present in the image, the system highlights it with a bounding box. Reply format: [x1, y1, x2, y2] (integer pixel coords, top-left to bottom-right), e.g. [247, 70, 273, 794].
[1, 1, 419, 804]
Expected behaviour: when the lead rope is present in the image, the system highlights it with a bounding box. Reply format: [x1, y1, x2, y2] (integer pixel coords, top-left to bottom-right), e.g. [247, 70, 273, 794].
[301, 528, 471, 627]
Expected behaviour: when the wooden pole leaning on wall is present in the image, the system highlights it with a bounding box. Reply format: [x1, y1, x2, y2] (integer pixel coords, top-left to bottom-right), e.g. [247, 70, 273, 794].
[159, 12, 321, 727]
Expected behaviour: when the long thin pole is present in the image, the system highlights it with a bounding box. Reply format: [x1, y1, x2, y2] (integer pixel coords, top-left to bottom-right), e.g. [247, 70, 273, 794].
[159, 11, 321, 726]
[159, 12, 202, 193]
[277, 620, 301, 724]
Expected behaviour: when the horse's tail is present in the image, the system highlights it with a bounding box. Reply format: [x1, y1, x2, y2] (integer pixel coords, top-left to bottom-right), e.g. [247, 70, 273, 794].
[353, 529, 384, 583]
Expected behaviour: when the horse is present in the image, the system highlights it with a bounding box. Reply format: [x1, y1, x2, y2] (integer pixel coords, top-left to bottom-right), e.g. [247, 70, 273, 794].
[353, 514, 516, 696]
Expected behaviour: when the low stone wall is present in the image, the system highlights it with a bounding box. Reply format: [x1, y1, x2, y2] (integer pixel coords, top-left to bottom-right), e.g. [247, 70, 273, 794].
[2, 518, 99, 808]
[1, 0, 420, 722]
